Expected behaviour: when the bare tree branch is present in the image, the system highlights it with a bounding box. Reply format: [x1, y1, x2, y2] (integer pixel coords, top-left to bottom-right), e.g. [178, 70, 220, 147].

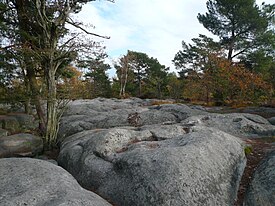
[0, 43, 24, 51]
[232, 49, 248, 59]
[66, 20, 110, 39]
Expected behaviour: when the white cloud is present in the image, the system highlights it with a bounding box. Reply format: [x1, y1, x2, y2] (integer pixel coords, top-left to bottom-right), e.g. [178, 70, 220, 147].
[75, 0, 273, 76]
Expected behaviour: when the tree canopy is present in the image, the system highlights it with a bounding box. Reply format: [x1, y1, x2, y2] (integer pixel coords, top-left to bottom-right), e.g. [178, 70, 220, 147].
[113, 50, 169, 98]
[197, 0, 271, 61]
[173, 0, 274, 105]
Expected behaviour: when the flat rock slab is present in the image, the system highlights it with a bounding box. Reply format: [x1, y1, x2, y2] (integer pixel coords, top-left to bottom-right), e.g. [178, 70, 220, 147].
[58, 126, 246, 206]
[0, 158, 111, 206]
[58, 98, 207, 139]
[244, 151, 275, 206]
[203, 106, 275, 119]
[0, 133, 43, 158]
[182, 113, 275, 138]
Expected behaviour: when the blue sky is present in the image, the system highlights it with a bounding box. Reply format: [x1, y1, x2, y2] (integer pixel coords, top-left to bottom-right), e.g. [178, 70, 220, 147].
[75, 0, 273, 77]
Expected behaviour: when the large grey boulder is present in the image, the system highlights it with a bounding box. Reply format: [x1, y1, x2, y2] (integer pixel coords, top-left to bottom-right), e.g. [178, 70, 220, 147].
[0, 158, 111, 206]
[182, 113, 275, 138]
[58, 126, 246, 206]
[243, 151, 275, 206]
[58, 98, 207, 139]
[0, 133, 43, 158]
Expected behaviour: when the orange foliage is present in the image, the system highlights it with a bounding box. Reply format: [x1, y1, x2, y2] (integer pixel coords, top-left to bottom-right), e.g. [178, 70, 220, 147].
[183, 56, 272, 105]
[57, 66, 86, 99]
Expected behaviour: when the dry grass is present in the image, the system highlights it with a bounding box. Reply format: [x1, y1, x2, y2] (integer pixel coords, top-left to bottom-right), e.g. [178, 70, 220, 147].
[150, 100, 175, 106]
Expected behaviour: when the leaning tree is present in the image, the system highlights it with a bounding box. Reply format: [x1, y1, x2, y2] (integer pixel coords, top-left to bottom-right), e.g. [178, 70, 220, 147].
[0, 0, 113, 149]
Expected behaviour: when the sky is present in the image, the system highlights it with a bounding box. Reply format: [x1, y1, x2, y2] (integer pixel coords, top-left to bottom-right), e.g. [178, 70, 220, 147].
[75, 0, 273, 77]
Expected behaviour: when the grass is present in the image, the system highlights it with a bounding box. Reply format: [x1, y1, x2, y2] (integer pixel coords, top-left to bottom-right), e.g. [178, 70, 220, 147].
[244, 145, 253, 155]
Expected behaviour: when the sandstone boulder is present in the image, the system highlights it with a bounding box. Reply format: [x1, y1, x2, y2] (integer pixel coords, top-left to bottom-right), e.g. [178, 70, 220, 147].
[9, 113, 38, 130]
[0, 158, 111, 206]
[0, 133, 43, 158]
[0, 115, 20, 133]
[268, 117, 275, 125]
[58, 126, 246, 206]
[58, 98, 207, 140]
[243, 151, 275, 206]
[182, 113, 275, 138]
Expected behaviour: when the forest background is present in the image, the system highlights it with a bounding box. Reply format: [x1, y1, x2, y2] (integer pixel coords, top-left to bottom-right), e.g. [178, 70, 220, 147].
[0, 0, 274, 148]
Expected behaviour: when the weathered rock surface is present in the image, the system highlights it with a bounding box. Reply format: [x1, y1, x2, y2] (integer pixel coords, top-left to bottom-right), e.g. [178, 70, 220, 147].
[268, 117, 275, 125]
[0, 158, 111, 206]
[243, 151, 275, 206]
[182, 113, 275, 138]
[58, 126, 246, 206]
[57, 98, 275, 205]
[0, 133, 43, 158]
[8, 113, 38, 130]
[202, 106, 275, 119]
[0, 128, 8, 137]
[241, 107, 275, 118]
[0, 113, 37, 133]
[58, 98, 207, 139]
[0, 115, 20, 133]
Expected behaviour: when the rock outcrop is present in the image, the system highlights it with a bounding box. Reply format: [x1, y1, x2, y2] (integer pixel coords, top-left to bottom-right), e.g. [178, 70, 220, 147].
[0, 113, 38, 133]
[57, 98, 275, 205]
[0, 115, 20, 133]
[58, 125, 246, 206]
[268, 117, 275, 125]
[8, 113, 38, 130]
[0, 128, 8, 137]
[182, 113, 275, 137]
[0, 133, 43, 158]
[58, 98, 207, 140]
[0, 158, 111, 206]
[243, 151, 275, 206]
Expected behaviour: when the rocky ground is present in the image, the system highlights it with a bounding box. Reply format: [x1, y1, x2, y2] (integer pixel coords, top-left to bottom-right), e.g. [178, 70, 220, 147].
[235, 137, 275, 206]
[1, 98, 275, 206]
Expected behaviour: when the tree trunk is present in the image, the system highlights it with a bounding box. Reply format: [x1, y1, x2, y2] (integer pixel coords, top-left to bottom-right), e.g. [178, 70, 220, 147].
[227, 30, 235, 61]
[138, 69, 142, 97]
[122, 69, 127, 98]
[157, 82, 161, 99]
[227, 45, 233, 61]
[21, 63, 32, 114]
[206, 85, 209, 106]
[15, 0, 46, 130]
[26, 67, 46, 133]
[45, 68, 58, 149]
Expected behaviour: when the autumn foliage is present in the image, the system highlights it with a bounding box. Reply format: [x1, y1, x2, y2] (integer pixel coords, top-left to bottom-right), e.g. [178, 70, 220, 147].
[57, 66, 87, 99]
[183, 56, 272, 105]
